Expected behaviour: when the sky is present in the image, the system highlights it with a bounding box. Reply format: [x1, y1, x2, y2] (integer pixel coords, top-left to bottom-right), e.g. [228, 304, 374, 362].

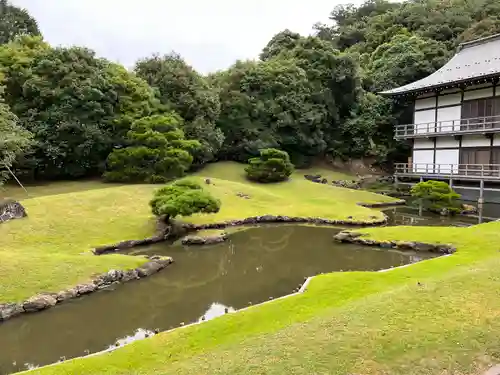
[11, 0, 361, 73]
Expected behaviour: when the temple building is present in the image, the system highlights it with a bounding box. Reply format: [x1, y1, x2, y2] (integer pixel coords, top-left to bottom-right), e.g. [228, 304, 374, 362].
[381, 33, 500, 204]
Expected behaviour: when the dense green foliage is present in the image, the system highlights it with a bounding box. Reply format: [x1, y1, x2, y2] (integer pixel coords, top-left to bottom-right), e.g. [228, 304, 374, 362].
[104, 114, 200, 183]
[150, 179, 221, 221]
[0, 36, 159, 179]
[245, 148, 294, 183]
[411, 180, 461, 215]
[135, 54, 224, 166]
[0, 84, 31, 184]
[0, 0, 40, 45]
[1, 0, 500, 184]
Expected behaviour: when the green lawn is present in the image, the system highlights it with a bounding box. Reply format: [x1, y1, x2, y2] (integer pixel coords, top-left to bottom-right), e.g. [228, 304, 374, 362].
[28, 222, 500, 375]
[0, 162, 392, 304]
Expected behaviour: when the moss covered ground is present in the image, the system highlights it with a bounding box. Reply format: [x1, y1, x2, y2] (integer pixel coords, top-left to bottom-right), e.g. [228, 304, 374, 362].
[28, 222, 500, 375]
[0, 162, 390, 303]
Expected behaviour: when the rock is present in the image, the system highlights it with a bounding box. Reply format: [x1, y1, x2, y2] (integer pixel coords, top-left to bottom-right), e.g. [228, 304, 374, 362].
[0, 200, 27, 224]
[205, 178, 211, 185]
[181, 235, 205, 245]
[93, 269, 123, 287]
[23, 294, 57, 312]
[395, 241, 416, 250]
[461, 204, 477, 215]
[56, 288, 78, 302]
[379, 242, 393, 249]
[136, 261, 164, 278]
[182, 233, 227, 245]
[236, 192, 251, 199]
[0, 303, 24, 320]
[304, 174, 322, 182]
[121, 269, 140, 282]
[76, 283, 97, 295]
[439, 208, 450, 216]
[412, 242, 437, 252]
[333, 232, 352, 241]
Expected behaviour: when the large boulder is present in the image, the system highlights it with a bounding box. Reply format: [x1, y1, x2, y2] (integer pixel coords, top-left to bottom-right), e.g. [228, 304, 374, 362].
[23, 294, 57, 312]
[182, 232, 228, 246]
[0, 200, 27, 224]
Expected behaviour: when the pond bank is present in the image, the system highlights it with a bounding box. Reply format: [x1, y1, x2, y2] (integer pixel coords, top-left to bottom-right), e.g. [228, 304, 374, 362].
[0, 225, 437, 374]
[0, 257, 173, 323]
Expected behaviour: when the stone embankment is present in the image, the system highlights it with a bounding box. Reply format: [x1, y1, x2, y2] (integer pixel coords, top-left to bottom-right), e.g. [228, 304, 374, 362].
[334, 231, 456, 254]
[0, 256, 173, 322]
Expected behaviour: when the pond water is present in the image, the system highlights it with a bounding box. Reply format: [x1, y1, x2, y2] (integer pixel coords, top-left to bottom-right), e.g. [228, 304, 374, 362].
[0, 224, 439, 374]
[384, 206, 485, 227]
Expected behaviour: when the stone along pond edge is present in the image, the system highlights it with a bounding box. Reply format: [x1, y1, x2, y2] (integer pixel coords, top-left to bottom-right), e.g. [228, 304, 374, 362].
[93, 203, 407, 255]
[1, 202, 407, 322]
[0, 256, 173, 322]
[333, 231, 457, 255]
[21, 234, 449, 375]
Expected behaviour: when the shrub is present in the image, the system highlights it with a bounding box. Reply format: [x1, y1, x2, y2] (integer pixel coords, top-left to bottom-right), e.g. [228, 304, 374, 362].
[411, 180, 461, 215]
[150, 179, 221, 222]
[245, 148, 294, 183]
[104, 114, 200, 183]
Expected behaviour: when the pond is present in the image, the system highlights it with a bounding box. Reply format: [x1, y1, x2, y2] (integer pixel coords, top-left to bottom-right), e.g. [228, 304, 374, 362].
[0, 224, 440, 374]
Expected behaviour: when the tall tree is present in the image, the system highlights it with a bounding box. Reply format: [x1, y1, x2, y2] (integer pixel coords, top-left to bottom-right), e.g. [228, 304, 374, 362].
[275, 36, 362, 153]
[104, 114, 200, 183]
[0, 0, 41, 45]
[0, 83, 31, 184]
[0, 36, 160, 179]
[260, 29, 301, 61]
[214, 58, 328, 164]
[365, 34, 450, 92]
[135, 53, 224, 166]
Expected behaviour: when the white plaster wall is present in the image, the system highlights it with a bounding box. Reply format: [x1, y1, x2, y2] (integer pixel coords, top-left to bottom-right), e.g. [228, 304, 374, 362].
[438, 93, 461, 106]
[414, 96, 436, 110]
[413, 138, 434, 149]
[435, 149, 459, 173]
[493, 134, 500, 146]
[436, 137, 459, 148]
[439, 89, 461, 96]
[413, 150, 434, 172]
[463, 87, 494, 101]
[462, 135, 491, 147]
[465, 83, 494, 90]
[414, 109, 436, 133]
[437, 106, 461, 131]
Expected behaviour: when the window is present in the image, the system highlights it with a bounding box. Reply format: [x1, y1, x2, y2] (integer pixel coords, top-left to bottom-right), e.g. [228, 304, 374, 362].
[461, 97, 500, 129]
[459, 147, 500, 176]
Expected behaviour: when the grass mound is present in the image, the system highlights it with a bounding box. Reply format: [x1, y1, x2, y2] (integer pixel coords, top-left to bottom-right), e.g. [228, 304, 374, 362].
[0, 162, 393, 303]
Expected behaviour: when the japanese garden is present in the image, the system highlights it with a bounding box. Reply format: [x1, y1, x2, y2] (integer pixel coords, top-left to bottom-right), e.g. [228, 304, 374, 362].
[2, 0, 500, 374]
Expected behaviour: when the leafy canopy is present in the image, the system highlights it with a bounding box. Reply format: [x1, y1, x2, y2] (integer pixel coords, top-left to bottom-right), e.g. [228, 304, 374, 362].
[245, 148, 295, 183]
[0, 0, 41, 45]
[411, 180, 461, 214]
[150, 179, 221, 221]
[135, 53, 224, 166]
[104, 114, 200, 183]
[0, 36, 160, 179]
[0, 84, 31, 184]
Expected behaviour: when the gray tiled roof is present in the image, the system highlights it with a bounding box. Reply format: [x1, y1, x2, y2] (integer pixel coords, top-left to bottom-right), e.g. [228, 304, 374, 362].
[380, 33, 500, 96]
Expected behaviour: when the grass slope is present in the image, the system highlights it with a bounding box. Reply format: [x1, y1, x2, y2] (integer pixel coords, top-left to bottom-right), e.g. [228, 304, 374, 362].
[0, 162, 391, 304]
[30, 222, 500, 375]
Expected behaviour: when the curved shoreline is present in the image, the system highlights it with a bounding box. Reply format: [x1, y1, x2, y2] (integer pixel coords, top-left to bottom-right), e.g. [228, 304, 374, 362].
[19, 249, 443, 375]
[0, 256, 173, 323]
[94, 213, 396, 255]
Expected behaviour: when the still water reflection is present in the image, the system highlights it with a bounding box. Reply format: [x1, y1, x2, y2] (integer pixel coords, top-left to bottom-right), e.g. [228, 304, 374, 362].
[0, 225, 437, 374]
